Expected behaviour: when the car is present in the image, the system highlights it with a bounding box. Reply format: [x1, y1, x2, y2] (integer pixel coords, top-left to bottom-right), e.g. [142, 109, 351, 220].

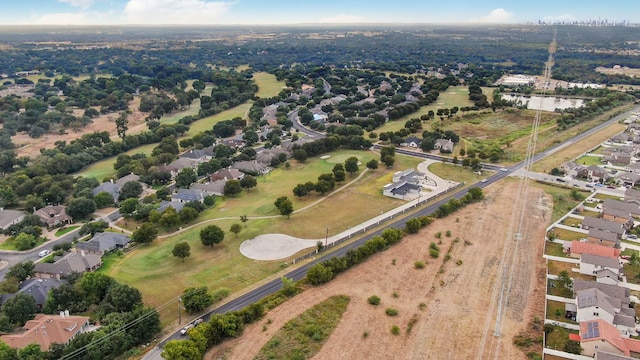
[628, 234, 638, 240]
[607, 185, 616, 189]
[193, 318, 203, 326]
[595, 183, 604, 187]
[556, 178, 566, 183]
[585, 184, 593, 188]
[180, 324, 193, 335]
[38, 250, 51, 257]
[499, 168, 508, 172]
[481, 179, 488, 183]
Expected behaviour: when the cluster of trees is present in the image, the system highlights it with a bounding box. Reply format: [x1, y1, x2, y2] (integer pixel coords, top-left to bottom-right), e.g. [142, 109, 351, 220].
[555, 92, 635, 130]
[379, 146, 395, 168]
[291, 159, 359, 198]
[468, 84, 490, 109]
[419, 129, 460, 153]
[433, 187, 484, 218]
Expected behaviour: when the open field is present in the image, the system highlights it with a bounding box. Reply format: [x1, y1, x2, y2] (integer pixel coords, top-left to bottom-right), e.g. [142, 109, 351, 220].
[104, 151, 422, 324]
[206, 181, 550, 360]
[186, 101, 253, 136]
[427, 162, 484, 183]
[597, 66, 640, 78]
[531, 182, 586, 222]
[548, 227, 585, 241]
[74, 142, 157, 180]
[253, 72, 286, 98]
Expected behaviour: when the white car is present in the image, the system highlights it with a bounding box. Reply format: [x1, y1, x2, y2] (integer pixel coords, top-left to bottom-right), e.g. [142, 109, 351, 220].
[481, 179, 488, 183]
[38, 250, 51, 257]
[180, 324, 193, 335]
[499, 168, 508, 172]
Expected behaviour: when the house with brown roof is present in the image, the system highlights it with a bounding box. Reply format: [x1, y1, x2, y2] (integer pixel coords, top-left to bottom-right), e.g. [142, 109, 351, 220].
[75, 232, 130, 256]
[161, 158, 199, 179]
[569, 241, 621, 259]
[587, 228, 621, 248]
[582, 217, 626, 238]
[190, 181, 226, 197]
[34, 252, 101, 280]
[232, 160, 269, 175]
[604, 152, 632, 166]
[579, 319, 640, 357]
[211, 168, 244, 182]
[0, 313, 90, 351]
[34, 205, 72, 228]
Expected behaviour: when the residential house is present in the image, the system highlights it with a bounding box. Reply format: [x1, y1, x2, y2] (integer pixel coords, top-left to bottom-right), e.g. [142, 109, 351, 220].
[602, 207, 634, 226]
[34, 252, 102, 280]
[597, 269, 621, 286]
[0, 209, 25, 231]
[587, 228, 621, 248]
[383, 181, 422, 200]
[1, 313, 90, 351]
[401, 136, 421, 148]
[580, 165, 609, 182]
[75, 232, 130, 256]
[157, 200, 185, 213]
[611, 133, 632, 144]
[561, 161, 582, 176]
[578, 319, 640, 357]
[579, 253, 621, 277]
[433, 139, 454, 153]
[392, 169, 426, 184]
[568, 241, 621, 259]
[603, 146, 635, 155]
[114, 173, 143, 188]
[172, 189, 206, 203]
[91, 181, 120, 201]
[0, 278, 65, 310]
[180, 149, 212, 163]
[627, 162, 640, 175]
[582, 217, 626, 239]
[628, 123, 640, 135]
[232, 161, 269, 175]
[575, 285, 636, 336]
[219, 139, 245, 149]
[594, 351, 636, 360]
[161, 158, 199, 179]
[190, 181, 226, 197]
[211, 168, 244, 182]
[603, 199, 640, 218]
[616, 172, 640, 187]
[624, 188, 640, 202]
[34, 205, 72, 228]
[604, 152, 632, 166]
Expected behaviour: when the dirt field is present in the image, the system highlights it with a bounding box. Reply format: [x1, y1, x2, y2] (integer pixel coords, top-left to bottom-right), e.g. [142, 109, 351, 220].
[205, 181, 550, 360]
[12, 97, 148, 159]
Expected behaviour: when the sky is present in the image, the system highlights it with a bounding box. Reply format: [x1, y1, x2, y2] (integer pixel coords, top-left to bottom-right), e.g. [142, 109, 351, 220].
[1, 0, 639, 26]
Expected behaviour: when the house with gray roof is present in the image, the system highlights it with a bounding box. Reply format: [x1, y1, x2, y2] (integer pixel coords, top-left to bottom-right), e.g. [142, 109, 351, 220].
[582, 217, 625, 238]
[114, 173, 142, 187]
[91, 181, 120, 201]
[433, 139, 454, 153]
[596, 269, 620, 286]
[401, 136, 421, 148]
[576, 288, 620, 325]
[616, 172, 640, 187]
[573, 279, 631, 306]
[191, 181, 226, 197]
[180, 149, 212, 162]
[34, 252, 102, 280]
[611, 133, 631, 143]
[161, 158, 199, 178]
[172, 189, 206, 203]
[232, 161, 269, 175]
[0, 278, 65, 310]
[624, 188, 640, 202]
[157, 200, 185, 213]
[603, 199, 640, 218]
[383, 181, 422, 200]
[75, 232, 130, 256]
[579, 253, 622, 276]
[392, 169, 425, 184]
[604, 152, 632, 166]
[587, 228, 621, 248]
[0, 209, 25, 231]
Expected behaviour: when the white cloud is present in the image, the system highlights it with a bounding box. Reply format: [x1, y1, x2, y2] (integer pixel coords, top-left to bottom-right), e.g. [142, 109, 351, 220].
[472, 8, 514, 23]
[124, 0, 233, 25]
[318, 14, 367, 24]
[58, 0, 96, 8]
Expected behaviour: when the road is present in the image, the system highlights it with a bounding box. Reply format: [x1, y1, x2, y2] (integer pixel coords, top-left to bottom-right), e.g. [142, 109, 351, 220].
[144, 104, 640, 359]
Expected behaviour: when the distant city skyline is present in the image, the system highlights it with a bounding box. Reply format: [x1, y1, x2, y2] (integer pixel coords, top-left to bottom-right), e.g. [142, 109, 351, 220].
[1, 0, 639, 26]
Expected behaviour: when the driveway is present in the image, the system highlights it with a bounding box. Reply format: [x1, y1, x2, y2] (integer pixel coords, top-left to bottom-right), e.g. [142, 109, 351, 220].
[239, 234, 319, 260]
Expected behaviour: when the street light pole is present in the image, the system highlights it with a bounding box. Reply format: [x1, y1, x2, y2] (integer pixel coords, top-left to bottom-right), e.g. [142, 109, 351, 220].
[325, 227, 329, 249]
[178, 297, 182, 325]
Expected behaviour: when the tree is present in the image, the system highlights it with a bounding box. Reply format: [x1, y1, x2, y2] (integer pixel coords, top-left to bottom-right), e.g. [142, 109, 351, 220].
[132, 223, 158, 244]
[382, 155, 395, 167]
[66, 197, 97, 220]
[333, 170, 345, 182]
[239, 175, 257, 190]
[159, 207, 180, 229]
[293, 183, 309, 198]
[240, 215, 248, 227]
[172, 242, 191, 262]
[119, 198, 139, 216]
[115, 111, 129, 139]
[14, 233, 37, 251]
[6, 261, 34, 282]
[306, 264, 333, 285]
[229, 223, 241, 238]
[175, 168, 197, 189]
[344, 157, 359, 175]
[405, 218, 422, 234]
[223, 180, 242, 196]
[17, 343, 44, 360]
[200, 225, 225, 247]
[162, 339, 203, 360]
[118, 181, 143, 201]
[181, 286, 213, 314]
[94, 191, 115, 208]
[179, 206, 199, 223]
[274, 196, 294, 218]
[292, 149, 308, 162]
[366, 159, 379, 170]
[77, 272, 115, 304]
[2, 293, 37, 325]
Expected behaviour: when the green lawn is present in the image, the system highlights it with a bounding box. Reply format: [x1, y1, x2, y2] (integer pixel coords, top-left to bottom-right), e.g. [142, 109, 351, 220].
[0, 236, 47, 251]
[427, 162, 482, 183]
[575, 155, 604, 166]
[186, 101, 253, 136]
[532, 182, 585, 223]
[549, 227, 586, 241]
[253, 72, 286, 99]
[103, 150, 422, 324]
[255, 295, 350, 360]
[55, 226, 80, 237]
[560, 217, 582, 227]
[546, 325, 578, 351]
[594, 193, 622, 201]
[74, 143, 158, 180]
[581, 209, 601, 218]
[544, 242, 565, 257]
[546, 300, 576, 324]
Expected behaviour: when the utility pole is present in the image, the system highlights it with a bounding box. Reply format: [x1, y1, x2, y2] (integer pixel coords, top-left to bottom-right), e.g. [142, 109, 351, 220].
[178, 297, 182, 325]
[325, 227, 329, 249]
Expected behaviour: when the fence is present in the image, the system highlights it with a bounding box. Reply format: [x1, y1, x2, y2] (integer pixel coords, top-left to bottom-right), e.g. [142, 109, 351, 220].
[291, 182, 466, 265]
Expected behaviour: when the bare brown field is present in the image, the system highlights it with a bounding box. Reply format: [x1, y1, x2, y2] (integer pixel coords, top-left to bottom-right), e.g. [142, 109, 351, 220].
[205, 182, 550, 360]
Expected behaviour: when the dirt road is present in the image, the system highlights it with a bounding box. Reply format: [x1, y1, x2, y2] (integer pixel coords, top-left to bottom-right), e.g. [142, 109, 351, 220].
[206, 182, 550, 360]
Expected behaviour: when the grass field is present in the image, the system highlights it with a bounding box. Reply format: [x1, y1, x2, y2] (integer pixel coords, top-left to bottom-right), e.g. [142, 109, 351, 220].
[574, 155, 604, 166]
[255, 295, 350, 360]
[253, 72, 286, 99]
[544, 242, 565, 257]
[560, 217, 582, 227]
[74, 142, 157, 180]
[549, 227, 586, 241]
[427, 162, 482, 183]
[103, 150, 422, 324]
[186, 102, 253, 136]
[532, 182, 586, 222]
[55, 226, 80, 237]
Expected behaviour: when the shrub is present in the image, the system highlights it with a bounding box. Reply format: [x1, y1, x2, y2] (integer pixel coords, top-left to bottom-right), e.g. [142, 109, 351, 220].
[367, 295, 381, 306]
[392, 292, 399, 298]
[456, 260, 463, 266]
[391, 325, 400, 335]
[414, 261, 425, 269]
[363, 331, 369, 338]
[385, 308, 398, 316]
[445, 230, 452, 237]
[429, 248, 440, 258]
[435, 232, 442, 238]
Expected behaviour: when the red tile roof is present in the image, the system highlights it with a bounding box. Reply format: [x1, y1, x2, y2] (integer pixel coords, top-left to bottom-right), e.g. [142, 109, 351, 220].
[580, 319, 640, 357]
[571, 241, 621, 259]
[0, 314, 89, 350]
[569, 333, 581, 342]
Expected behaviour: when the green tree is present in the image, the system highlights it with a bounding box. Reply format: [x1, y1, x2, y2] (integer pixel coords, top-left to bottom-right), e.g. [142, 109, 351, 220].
[66, 197, 97, 220]
[344, 157, 359, 175]
[179, 206, 199, 224]
[382, 155, 395, 167]
[17, 343, 43, 360]
[229, 223, 241, 238]
[181, 286, 213, 314]
[14, 233, 37, 251]
[223, 180, 242, 196]
[366, 159, 379, 170]
[240, 215, 248, 227]
[115, 111, 129, 139]
[118, 181, 143, 201]
[200, 225, 225, 247]
[2, 293, 37, 325]
[172, 242, 191, 262]
[119, 198, 139, 216]
[292, 149, 308, 162]
[405, 218, 422, 234]
[77, 272, 115, 304]
[94, 191, 115, 208]
[0, 338, 16, 359]
[161, 339, 203, 360]
[132, 223, 158, 244]
[306, 264, 333, 285]
[159, 207, 180, 229]
[101, 283, 142, 313]
[175, 168, 196, 189]
[274, 196, 294, 218]
[239, 175, 257, 190]
[6, 261, 34, 282]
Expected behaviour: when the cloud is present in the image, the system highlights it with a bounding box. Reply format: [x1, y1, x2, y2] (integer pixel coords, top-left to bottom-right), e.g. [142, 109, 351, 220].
[124, 0, 233, 24]
[58, 0, 96, 8]
[318, 14, 367, 24]
[472, 8, 514, 23]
